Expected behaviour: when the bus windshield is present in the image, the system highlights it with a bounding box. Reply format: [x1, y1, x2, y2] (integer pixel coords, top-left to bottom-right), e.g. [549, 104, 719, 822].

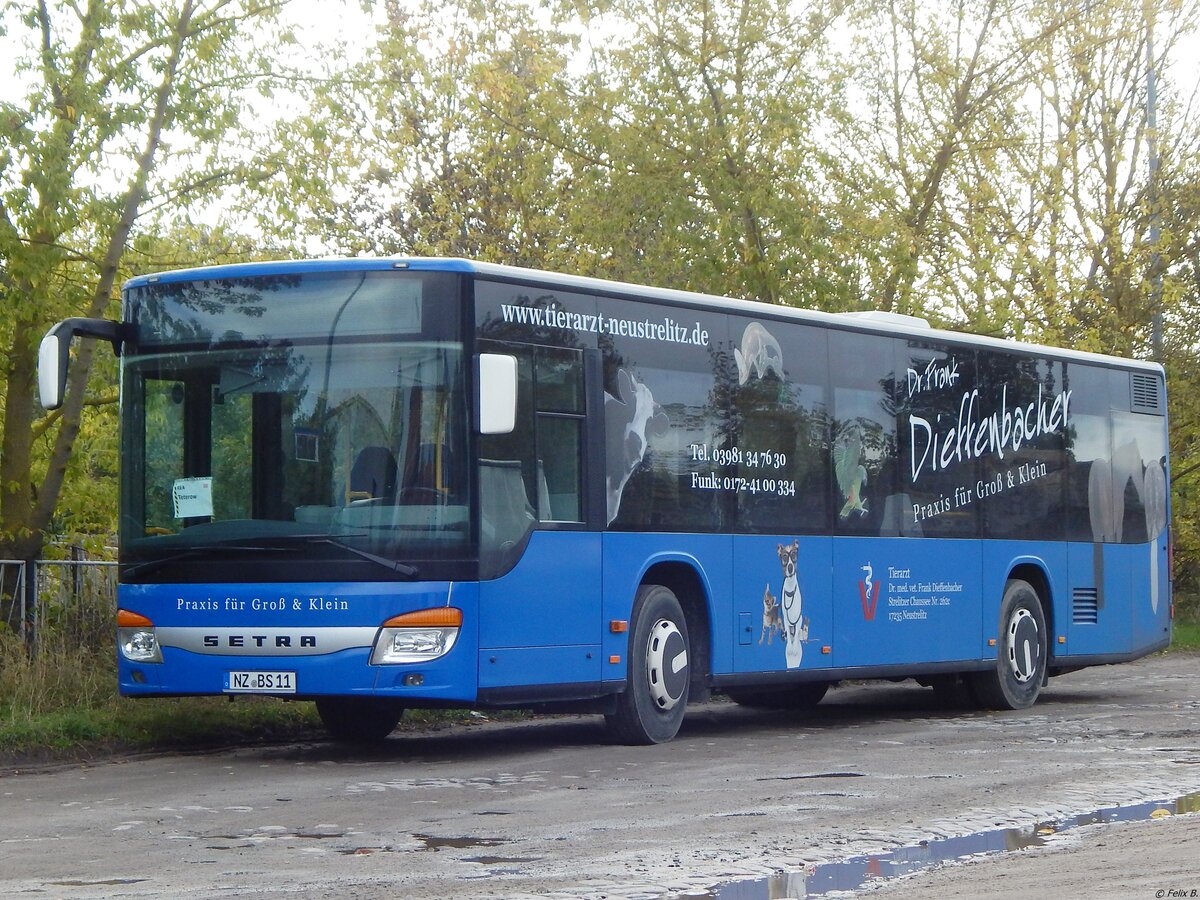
[119, 270, 471, 581]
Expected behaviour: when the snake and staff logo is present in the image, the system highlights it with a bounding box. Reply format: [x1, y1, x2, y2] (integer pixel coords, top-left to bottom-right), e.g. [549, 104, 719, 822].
[858, 562, 882, 621]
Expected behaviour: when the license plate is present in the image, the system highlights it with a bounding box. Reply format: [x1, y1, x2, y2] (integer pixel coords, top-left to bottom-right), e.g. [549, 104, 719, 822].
[224, 670, 297, 693]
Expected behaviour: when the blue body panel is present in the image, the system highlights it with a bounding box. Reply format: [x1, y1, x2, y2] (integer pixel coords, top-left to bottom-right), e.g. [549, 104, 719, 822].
[118, 580, 479, 702]
[832, 538, 984, 668]
[477, 531, 603, 689]
[1062, 535, 1171, 660]
[120, 531, 1170, 702]
[1065, 543, 1127, 656]
[1132, 534, 1172, 652]
[982, 541, 1066, 653]
[601, 532, 733, 682]
[732, 535, 833, 673]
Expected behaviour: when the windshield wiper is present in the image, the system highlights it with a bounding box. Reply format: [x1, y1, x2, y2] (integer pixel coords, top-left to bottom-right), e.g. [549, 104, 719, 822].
[124, 534, 419, 580]
[123, 543, 290, 580]
[297, 536, 419, 579]
[234, 532, 419, 578]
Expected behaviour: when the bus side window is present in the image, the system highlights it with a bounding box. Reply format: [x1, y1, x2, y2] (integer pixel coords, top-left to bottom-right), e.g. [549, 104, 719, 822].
[534, 350, 584, 523]
[829, 332, 899, 536]
[479, 457, 537, 575]
[536, 416, 582, 522]
[477, 343, 585, 560]
[478, 352, 537, 577]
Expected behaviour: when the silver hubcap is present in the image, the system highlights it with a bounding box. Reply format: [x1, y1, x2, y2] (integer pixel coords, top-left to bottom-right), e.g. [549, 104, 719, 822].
[1006, 607, 1039, 684]
[646, 618, 688, 711]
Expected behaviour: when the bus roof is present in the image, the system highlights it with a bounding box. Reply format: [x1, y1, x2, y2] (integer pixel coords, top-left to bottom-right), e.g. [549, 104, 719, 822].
[123, 256, 1163, 374]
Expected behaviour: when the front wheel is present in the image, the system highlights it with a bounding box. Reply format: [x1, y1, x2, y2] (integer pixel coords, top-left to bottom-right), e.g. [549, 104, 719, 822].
[969, 579, 1047, 710]
[315, 697, 405, 743]
[606, 584, 691, 745]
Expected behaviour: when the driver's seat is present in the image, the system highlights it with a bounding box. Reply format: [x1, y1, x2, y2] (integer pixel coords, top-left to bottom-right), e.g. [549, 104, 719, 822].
[348, 446, 397, 503]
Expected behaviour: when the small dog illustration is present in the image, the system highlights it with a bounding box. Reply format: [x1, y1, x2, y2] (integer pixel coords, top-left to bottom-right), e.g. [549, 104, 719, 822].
[778, 539, 808, 669]
[759, 584, 783, 644]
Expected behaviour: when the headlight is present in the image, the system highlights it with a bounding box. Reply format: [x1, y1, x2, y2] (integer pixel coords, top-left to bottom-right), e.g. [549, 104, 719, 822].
[117, 609, 162, 663]
[371, 607, 462, 665]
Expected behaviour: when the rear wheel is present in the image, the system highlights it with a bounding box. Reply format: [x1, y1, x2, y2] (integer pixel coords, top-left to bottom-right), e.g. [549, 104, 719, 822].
[969, 579, 1047, 710]
[725, 682, 829, 709]
[606, 584, 691, 745]
[315, 697, 405, 743]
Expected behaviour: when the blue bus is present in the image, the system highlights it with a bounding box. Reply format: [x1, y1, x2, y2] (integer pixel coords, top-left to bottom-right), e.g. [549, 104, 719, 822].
[39, 258, 1172, 744]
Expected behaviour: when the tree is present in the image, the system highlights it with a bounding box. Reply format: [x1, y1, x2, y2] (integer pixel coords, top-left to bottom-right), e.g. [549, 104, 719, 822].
[278, 0, 862, 308]
[1156, 127, 1200, 613]
[842, 0, 1071, 321]
[565, 0, 858, 307]
[989, 0, 1198, 353]
[266, 0, 576, 264]
[0, 0, 293, 631]
[844, 0, 1199, 342]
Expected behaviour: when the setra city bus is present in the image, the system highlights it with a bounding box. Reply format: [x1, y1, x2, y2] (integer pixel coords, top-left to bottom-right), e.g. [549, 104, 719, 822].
[38, 258, 1172, 744]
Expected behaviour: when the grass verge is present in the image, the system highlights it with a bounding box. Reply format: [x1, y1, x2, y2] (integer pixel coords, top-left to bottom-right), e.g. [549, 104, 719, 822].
[0, 696, 323, 761]
[0, 636, 324, 765]
[1171, 619, 1200, 651]
[0, 632, 491, 768]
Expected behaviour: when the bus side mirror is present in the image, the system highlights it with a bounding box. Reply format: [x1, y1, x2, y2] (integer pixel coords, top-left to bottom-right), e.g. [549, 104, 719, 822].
[37, 318, 125, 410]
[477, 353, 518, 435]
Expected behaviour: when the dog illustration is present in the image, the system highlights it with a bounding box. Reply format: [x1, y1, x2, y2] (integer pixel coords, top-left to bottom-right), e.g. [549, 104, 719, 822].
[777, 539, 808, 668]
[604, 369, 669, 524]
[734, 322, 783, 385]
[759, 584, 783, 645]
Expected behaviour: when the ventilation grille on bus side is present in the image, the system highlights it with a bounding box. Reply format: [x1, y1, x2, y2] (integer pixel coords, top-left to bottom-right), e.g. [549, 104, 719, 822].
[1072, 588, 1099, 624]
[1130, 374, 1163, 414]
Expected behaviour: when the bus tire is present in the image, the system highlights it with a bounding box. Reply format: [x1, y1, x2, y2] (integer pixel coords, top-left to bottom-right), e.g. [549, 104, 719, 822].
[725, 682, 828, 709]
[315, 697, 405, 743]
[969, 579, 1047, 710]
[606, 584, 690, 745]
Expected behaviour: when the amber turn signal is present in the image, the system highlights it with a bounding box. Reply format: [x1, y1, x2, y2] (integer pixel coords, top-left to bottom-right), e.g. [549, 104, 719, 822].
[381, 607, 463, 628]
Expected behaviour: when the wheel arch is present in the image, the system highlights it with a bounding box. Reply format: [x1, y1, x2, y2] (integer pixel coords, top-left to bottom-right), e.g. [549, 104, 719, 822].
[641, 558, 713, 695]
[1008, 559, 1054, 647]
[969, 565, 1051, 709]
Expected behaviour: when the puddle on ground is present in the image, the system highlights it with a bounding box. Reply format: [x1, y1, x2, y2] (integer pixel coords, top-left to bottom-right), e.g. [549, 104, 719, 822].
[682, 790, 1200, 899]
[756, 773, 865, 783]
[413, 833, 539, 865]
[414, 833, 508, 852]
[462, 854, 544, 865]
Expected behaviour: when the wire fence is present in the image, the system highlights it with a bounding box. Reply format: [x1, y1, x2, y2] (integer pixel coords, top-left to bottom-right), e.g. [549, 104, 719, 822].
[1, 555, 118, 652]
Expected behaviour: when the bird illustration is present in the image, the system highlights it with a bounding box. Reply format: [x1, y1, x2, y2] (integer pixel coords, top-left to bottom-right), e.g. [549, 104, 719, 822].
[835, 431, 868, 519]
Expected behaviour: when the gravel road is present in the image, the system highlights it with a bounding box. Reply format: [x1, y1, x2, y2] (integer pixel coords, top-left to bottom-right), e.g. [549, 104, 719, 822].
[3, 652, 1198, 898]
